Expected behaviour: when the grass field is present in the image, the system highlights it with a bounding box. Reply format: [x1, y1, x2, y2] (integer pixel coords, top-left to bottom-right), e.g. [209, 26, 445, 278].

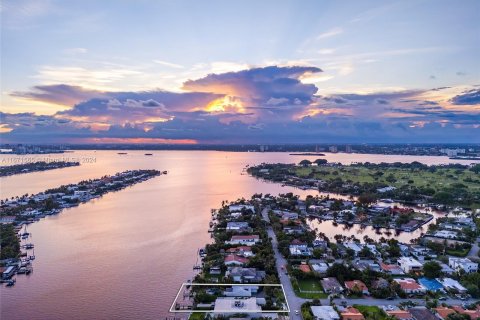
[295, 165, 480, 196]
[292, 277, 328, 299]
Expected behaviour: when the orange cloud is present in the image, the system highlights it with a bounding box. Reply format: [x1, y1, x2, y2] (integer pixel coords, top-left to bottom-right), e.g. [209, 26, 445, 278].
[73, 137, 197, 144]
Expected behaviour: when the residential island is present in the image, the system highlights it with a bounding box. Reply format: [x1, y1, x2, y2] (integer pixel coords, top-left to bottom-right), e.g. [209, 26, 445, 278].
[0, 161, 80, 177]
[0, 169, 163, 285]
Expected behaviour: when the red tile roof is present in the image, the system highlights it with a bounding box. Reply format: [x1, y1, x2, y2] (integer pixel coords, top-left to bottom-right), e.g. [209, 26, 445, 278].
[387, 310, 413, 320]
[434, 307, 456, 319]
[341, 307, 365, 320]
[344, 280, 368, 291]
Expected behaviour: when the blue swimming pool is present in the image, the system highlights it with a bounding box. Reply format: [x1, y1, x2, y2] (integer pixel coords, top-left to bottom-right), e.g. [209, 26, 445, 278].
[418, 277, 443, 291]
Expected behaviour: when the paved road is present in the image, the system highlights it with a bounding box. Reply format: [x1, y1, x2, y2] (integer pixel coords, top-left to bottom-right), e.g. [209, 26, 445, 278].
[468, 237, 480, 259]
[262, 207, 304, 319]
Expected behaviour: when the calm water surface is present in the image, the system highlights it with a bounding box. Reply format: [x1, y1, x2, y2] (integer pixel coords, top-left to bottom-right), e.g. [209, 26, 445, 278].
[1, 151, 477, 320]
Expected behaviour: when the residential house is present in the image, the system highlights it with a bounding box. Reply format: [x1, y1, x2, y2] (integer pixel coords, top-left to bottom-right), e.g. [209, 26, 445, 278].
[433, 307, 456, 320]
[284, 226, 305, 235]
[311, 306, 340, 320]
[452, 306, 480, 319]
[321, 277, 343, 294]
[229, 204, 255, 212]
[310, 261, 329, 275]
[381, 262, 405, 275]
[224, 255, 249, 266]
[226, 246, 254, 257]
[398, 257, 423, 273]
[223, 286, 259, 297]
[408, 307, 438, 320]
[386, 310, 414, 320]
[226, 235, 260, 246]
[341, 307, 365, 320]
[226, 267, 266, 283]
[213, 297, 261, 315]
[298, 264, 311, 273]
[344, 280, 369, 295]
[0, 216, 16, 224]
[290, 240, 312, 256]
[449, 257, 478, 273]
[394, 278, 426, 294]
[437, 277, 467, 293]
[226, 222, 251, 232]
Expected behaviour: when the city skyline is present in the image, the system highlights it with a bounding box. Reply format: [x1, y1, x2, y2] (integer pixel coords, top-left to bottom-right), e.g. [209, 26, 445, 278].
[1, 0, 479, 143]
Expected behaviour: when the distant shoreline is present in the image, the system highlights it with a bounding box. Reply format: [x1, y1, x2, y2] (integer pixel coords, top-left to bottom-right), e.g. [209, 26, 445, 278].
[289, 153, 326, 156]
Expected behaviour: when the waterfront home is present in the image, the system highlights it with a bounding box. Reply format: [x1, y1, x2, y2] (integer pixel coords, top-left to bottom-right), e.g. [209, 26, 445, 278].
[226, 267, 266, 283]
[437, 277, 467, 293]
[321, 277, 343, 294]
[448, 257, 478, 273]
[228, 204, 255, 213]
[394, 278, 426, 294]
[226, 246, 254, 257]
[283, 225, 305, 235]
[409, 245, 432, 259]
[213, 297, 262, 314]
[224, 255, 249, 266]
[226, 222, 251, 232]
[209, 266, 222, 275]
[223, 285, 258, 297]
[274, 210, 299, 220]
[433, 230, 459, 239]
[311, 306, 340, 320]
[343, 242, 362, 256]
[386, 310, 414, 320]
[381, 262, 405, 275]
[433, 307, 456, 320]
[341, 307, 365, 320]
[0, 216, 16, 224]
[408, 307, 437, 320]
[313, 240, 329, 249]
[398, 257, 423, 273]
[226, 235, 260, 246]
[344, 280, 369, 295]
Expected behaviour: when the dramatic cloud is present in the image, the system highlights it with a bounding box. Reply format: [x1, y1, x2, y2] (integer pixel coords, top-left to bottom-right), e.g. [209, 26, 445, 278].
[183, 66, 321, 109]
[2, 65, 479, 144]
[450, 89, 480, 105]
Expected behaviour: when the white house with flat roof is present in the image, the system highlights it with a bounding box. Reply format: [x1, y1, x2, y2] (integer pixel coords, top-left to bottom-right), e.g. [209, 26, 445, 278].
[449, 257, 478, 273]
[437, 278, 467, 293]
[213, 297, 262, 314]
[311, 306, 340, 320]
[398, 257, 423, 273]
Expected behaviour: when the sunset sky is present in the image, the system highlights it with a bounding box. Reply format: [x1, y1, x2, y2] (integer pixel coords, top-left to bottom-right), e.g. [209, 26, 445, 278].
[1, 0, 479, 144]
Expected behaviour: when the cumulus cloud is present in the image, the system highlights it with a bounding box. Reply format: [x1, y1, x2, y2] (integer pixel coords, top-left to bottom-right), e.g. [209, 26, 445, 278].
[183, 66, 321, 109]
[2, 65, 479, 144]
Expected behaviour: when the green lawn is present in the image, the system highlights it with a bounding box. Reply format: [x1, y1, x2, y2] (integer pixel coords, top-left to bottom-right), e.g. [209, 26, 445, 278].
[189, 313, 205, 320]
[354, 305, 391, 320]
[446, 247, 470, 257]
[292, 277, 328, 299]
[296, 166, 480, 194]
